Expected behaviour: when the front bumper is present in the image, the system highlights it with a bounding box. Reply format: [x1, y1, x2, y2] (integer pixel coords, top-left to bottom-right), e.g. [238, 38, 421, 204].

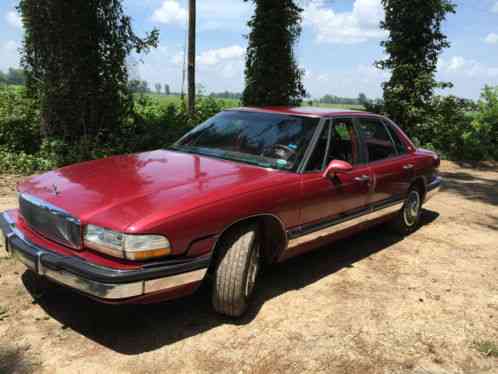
[0, 212, 209, 301]
[424, 176, 442, 203]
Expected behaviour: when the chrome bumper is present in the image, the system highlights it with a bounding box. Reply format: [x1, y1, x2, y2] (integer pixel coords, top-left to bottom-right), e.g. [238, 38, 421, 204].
[1, 212, 208, 301]
[424, 177, 442, 203]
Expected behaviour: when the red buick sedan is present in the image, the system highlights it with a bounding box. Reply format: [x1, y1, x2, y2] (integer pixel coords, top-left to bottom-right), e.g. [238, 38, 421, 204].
[1, 107, 441, 317]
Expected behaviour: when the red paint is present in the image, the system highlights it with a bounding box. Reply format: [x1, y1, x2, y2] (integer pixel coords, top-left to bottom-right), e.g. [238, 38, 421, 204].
[12, 108, 439, 298]
[7, 210, 141, 270]
[323, 160, 353, 177]
[187, 236, 218, 257]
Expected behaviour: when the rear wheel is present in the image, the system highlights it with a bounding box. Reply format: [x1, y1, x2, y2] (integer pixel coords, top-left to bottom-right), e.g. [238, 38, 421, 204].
[391, 188, 422, 235]
[212, 223, 261, 317]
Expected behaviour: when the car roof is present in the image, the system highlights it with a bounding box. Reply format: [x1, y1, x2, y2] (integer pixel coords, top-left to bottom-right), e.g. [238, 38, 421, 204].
[229, 106, 377, 118]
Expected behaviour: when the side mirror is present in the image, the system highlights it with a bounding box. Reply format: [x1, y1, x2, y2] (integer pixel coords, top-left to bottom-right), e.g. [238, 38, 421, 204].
[323, 160, 353, 179]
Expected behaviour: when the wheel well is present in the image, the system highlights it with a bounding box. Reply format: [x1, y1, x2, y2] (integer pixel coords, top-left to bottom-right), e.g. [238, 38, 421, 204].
[210, 215, 287, 268]
[411, 178, 426, 201]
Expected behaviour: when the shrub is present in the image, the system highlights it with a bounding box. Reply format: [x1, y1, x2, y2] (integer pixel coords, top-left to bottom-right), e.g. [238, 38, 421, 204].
[365, 88, 495, 162]
[0, 89, 228, 174]
[467, 86, 498, 160]
[0, 86, 40, 154]
[1, 84, 496, 174]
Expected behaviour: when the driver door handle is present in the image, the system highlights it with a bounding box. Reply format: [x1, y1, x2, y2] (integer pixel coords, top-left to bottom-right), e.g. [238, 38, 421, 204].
[403, 164, 414, 170]
[354, 175, 370, 183]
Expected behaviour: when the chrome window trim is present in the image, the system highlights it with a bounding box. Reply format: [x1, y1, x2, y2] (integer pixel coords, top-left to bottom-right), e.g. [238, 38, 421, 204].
[297, 117, 327, 173]
[355, 116, 400, 164]
[382, 119, 407, 156]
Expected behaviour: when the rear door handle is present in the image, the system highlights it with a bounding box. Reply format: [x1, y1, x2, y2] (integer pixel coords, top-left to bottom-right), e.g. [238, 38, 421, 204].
[354, 175, 370, 183]
[403, 164, 414, 170]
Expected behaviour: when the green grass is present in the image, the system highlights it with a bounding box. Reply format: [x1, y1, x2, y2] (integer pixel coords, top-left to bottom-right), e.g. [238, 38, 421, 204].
[474, 341, 498, 358]
[305, 102, 366, 110]
[141, 93, 241, 108]
[140, 94, 365, 111]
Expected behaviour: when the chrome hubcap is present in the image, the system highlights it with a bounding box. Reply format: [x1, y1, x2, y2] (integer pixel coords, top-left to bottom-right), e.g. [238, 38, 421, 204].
[245, 243, 260, 298]
[403, 190, 421, 227]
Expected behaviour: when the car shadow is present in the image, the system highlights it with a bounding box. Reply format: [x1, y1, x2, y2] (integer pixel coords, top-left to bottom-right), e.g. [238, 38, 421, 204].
[439, 170, 498, 206]
[22, 209, 439, 355]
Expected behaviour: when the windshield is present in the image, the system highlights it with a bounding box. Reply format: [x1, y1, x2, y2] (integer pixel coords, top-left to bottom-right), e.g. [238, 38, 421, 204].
[172, 111, 319, 171]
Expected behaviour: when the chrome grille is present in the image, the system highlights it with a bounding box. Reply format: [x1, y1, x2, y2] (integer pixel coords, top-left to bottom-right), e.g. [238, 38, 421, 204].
[19, 194, 82, 249]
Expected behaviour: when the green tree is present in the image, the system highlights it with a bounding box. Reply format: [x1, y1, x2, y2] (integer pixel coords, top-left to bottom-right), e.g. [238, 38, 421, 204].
[155, 83, 162, 95]
[164, 84, 171, 96]
[242, 0, 305, 107]
[377, 0, 456, 136]
[128, 79, 142, 94]
[0, 68, 26, 86]
[6, 68, 26, 85]
[467, 86, 498, 160]
[19, 0, 158, 160]
[358, 93, 368, 106]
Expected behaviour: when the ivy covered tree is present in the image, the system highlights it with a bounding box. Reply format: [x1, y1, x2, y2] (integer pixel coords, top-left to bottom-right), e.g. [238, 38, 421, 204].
[377, 0, 456, 136]
[242, 0, 305, 107]
[19, 0, 158, 160]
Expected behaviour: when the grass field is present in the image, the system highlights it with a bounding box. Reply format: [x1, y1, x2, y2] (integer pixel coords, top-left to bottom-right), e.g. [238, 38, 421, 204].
[142, 94, 241, 108]
[142, 93, 366, 111]
[304, 102, 366, 110]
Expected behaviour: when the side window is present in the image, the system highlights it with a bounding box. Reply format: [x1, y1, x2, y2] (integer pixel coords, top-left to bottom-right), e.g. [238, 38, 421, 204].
[385, 122, 407, 155]
[304, 118, 359, 172]
[328, 118, 359, 165]
[305, 125, 330, 172]
[358, 118, 398, 162]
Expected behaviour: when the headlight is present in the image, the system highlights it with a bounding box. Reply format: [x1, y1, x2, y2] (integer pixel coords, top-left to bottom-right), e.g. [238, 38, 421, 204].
[84, 225, 171, 261]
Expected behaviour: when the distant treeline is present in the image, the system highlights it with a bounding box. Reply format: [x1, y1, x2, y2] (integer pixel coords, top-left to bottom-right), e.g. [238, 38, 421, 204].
[209, 91, 243, 100]
[211, 92, 383, 106]
[319, 93, 381, 106]
[0, 70, 477, 111]
[0, 68, 26, 86]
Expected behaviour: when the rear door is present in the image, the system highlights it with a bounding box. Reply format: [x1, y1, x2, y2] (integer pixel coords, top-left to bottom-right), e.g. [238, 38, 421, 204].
[355, 116, 413, 207]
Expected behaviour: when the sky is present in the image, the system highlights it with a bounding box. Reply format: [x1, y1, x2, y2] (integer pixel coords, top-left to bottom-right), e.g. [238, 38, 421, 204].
[1, 0, 498, 100]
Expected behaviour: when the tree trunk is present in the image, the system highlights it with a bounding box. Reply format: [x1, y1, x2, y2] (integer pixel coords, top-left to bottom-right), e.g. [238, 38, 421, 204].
[187, 0, 196, 116]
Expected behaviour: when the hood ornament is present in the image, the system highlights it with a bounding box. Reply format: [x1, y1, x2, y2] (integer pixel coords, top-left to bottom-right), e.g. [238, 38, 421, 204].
[52, 184, 60, 196]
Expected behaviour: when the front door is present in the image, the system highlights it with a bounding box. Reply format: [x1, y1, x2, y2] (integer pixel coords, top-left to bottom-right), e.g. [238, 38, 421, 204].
[298, 118, 372, 228]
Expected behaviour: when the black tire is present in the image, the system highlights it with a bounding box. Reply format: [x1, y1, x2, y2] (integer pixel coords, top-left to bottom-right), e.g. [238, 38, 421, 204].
[391, 187, 423, 235]
[212, 223, 261, 317]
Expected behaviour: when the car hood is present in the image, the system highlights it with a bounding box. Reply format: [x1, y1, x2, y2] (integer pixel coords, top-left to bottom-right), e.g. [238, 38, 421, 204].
[18, 150, 291, 232]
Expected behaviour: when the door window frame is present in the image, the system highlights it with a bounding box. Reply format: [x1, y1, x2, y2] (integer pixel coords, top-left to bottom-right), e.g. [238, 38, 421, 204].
[300, 117, 365, 173]
[353, 116, 404, 165]
[382, 119, 409, 156]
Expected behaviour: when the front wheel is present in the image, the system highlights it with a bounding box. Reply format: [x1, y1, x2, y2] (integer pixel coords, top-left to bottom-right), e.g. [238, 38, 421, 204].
[212, 224, 261, 317]
[391, 188, 422, 235]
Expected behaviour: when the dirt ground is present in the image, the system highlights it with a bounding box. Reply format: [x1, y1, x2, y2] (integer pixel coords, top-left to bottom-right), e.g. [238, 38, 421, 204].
[0, 161, 497, 374]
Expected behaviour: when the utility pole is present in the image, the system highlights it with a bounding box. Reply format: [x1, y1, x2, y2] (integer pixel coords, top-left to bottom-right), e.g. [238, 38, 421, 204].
[187, 0, 196, 116]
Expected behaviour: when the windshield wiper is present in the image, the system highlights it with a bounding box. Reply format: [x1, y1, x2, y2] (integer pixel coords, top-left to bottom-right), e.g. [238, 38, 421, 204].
[170, 146, 282, 169]
[169, 145, 225, 159]
[217, 154, 274, 168]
